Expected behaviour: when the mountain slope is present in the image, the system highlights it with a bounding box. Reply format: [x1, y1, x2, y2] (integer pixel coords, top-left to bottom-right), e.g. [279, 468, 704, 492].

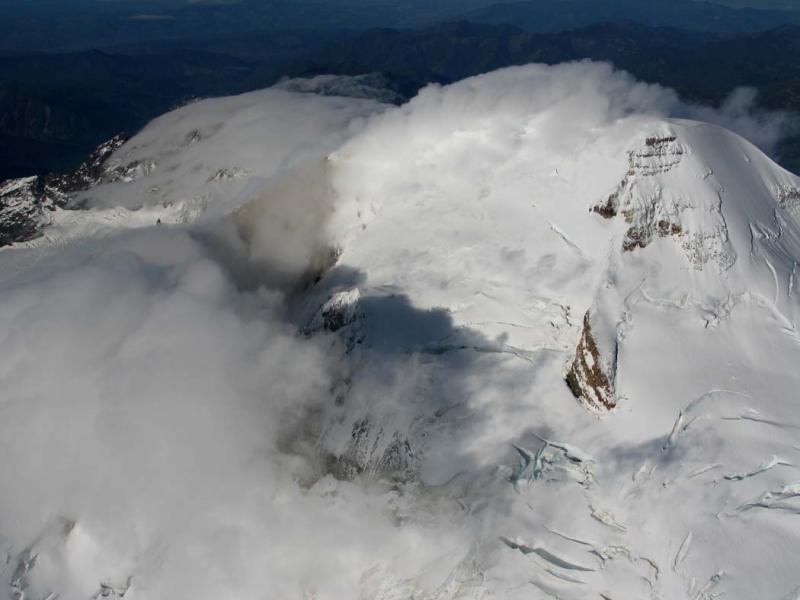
[1, 0, 797, 55]
[1, 65, 800, 600]
[466, 0, 800, 33]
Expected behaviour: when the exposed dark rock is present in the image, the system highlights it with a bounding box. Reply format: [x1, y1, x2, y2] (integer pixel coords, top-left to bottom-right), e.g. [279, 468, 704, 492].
[621, 226, 650, 252]
[657, 219, 682, 236]
[591, 135, 686, 253]
[44, 133, 128, 194]
[0, 177, 51, 247]
[645, 135, 677, 146]
[0, 133, 126, 247]
[592, 189, 620, 219]
[307, 288, 362, 334]
[777, 185, 800, 205]
[565, 311, 617, 411]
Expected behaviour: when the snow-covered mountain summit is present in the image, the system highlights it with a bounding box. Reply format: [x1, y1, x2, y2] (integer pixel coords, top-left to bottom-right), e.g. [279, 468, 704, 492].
[1, 64, 800, 600]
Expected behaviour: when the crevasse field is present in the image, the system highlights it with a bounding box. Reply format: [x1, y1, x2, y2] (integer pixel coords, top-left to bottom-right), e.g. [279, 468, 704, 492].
[2, 62, 800, 599]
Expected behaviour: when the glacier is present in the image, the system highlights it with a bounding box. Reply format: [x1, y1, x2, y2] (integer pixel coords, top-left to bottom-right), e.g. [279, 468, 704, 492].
[1, 63, 800, 600]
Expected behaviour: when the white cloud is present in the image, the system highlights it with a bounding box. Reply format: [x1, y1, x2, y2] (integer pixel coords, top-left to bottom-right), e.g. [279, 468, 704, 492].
[0, 224, 467, 599]
[682, 85, 798, 157]
[1, 62, 799, 600]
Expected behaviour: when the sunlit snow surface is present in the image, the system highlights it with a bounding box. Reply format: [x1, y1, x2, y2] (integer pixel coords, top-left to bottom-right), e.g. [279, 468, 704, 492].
[1, 64, 800, 600]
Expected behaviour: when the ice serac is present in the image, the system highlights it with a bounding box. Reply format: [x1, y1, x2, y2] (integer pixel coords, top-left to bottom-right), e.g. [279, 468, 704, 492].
[2, 65, 800, 600]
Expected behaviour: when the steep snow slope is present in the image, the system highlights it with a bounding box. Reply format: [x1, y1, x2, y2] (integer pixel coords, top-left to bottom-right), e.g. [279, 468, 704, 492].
[1, 65, 800, 600]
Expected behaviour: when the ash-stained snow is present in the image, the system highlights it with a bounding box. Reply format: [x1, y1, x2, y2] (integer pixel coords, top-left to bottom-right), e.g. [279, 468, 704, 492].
[1, 65, 800, 600]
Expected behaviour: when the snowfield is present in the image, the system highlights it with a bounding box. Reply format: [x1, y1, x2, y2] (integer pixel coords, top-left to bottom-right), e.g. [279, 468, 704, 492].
[1, 62, 800, 600]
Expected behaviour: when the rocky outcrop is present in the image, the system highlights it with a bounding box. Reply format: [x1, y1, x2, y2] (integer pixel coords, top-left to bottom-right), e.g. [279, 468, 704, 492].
[304, 287, 366, 356]
[0, 133, 126, 246]
[309, 288, 362, 333]
[325, 419, 417, 482]
[566, 310, 617, 411]
[47, 133, 128, 193]
[776, 184, 800, 217]
[592, 135, 686, 251]
[0, 176, 51, 246]
[592, 134, 734, 271]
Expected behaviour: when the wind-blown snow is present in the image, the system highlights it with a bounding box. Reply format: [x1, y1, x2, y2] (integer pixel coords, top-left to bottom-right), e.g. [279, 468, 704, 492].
[1, 63, 800, 600]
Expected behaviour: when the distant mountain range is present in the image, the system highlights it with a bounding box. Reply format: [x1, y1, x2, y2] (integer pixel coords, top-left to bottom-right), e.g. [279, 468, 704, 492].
[465, 0, 800, 33]
[3, 20, 800, 180]
[301, 21, 800, 108]
[0, 35, 329, 179]
[1, 0, 799, 55]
